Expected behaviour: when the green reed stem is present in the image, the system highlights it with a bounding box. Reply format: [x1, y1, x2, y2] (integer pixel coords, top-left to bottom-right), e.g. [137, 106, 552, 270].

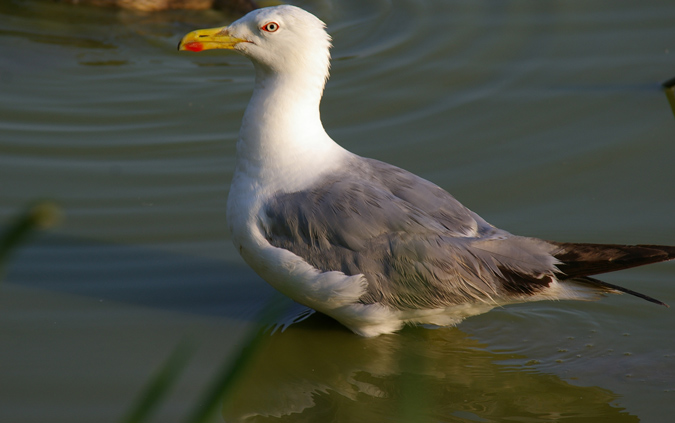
[184, 294, 290, 423]
[663, 77, 675, 120]
[122, 341, 195, 423]
[0, 201, 61, 277]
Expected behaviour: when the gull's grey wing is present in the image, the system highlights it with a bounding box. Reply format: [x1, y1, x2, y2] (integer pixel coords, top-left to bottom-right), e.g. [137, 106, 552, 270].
[262, 157, 561, 309]
[356, 158, 497, 238]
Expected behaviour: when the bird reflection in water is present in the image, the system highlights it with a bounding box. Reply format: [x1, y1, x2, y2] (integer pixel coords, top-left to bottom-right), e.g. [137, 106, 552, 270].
[221, 316, 637, 422]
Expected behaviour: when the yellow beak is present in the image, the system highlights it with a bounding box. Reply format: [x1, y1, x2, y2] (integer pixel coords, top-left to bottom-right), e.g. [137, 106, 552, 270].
[177, 27, 248, 52]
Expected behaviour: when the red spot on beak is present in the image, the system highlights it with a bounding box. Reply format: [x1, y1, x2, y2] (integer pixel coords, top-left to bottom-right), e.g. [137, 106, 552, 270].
[185, 42, 204, 52]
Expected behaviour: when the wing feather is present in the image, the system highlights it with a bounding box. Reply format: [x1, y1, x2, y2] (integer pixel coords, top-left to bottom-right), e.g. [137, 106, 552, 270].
[262, 158, 561, 309]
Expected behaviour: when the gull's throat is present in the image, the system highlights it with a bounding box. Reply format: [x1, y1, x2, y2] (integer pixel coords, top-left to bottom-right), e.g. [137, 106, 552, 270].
[235, 68, 345, 193]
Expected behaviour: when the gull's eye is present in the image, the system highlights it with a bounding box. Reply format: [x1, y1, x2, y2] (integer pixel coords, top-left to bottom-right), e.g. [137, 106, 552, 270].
[261, 22, 279, 33]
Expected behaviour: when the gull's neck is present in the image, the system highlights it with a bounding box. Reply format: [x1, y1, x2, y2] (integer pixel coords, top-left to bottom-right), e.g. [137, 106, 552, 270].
[235, 67, 347, 193]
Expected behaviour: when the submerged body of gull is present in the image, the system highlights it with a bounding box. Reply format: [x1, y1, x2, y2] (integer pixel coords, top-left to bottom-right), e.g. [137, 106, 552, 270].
[179, 5, 673, 337]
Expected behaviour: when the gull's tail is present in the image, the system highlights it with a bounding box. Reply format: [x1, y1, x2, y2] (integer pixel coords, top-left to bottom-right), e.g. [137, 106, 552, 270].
[550, 242, 675, 307]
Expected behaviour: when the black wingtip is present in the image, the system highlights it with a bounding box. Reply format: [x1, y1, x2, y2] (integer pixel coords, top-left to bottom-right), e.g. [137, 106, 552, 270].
[639, 295, 668, 308]
[551, 242, 675, 279]
[617, 288, 668, 308]
[575, 276, 668, 307]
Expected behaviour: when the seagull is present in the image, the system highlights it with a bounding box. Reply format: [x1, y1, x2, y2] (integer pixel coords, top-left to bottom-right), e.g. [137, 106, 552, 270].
[178, 5, 673, 337]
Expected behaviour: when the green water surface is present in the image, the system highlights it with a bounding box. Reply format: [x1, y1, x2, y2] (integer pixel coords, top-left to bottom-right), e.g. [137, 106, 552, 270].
[1, 0, 674, 421]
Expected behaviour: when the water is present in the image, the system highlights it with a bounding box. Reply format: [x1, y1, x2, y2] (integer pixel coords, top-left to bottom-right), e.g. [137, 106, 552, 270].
[1, 0, 674, 421]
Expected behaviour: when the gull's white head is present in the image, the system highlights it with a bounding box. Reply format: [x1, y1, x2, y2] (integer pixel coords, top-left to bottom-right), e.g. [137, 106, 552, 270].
[179, 6, 332, 84]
